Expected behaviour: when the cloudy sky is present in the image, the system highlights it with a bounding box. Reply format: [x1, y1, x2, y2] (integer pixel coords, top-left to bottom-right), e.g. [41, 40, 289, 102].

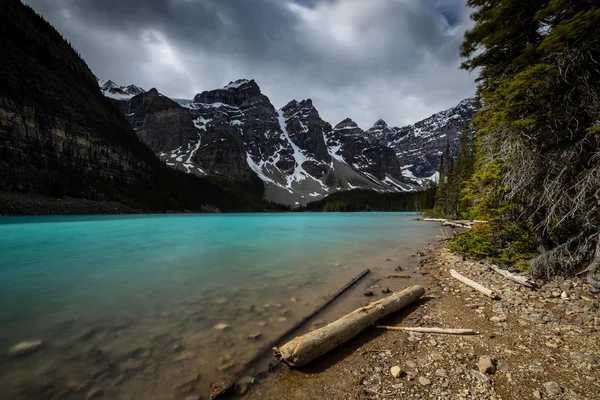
[25, 0, 477, 128]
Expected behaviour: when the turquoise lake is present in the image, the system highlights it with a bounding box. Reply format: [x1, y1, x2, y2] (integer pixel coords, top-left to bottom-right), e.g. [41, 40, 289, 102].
[0, 212, 442, 399]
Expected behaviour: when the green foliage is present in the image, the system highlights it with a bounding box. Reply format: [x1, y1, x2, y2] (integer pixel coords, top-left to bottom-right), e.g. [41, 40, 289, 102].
[449, 221, 537, 264]
[451, 0, 600, 277]
[434, 130, 476, 218]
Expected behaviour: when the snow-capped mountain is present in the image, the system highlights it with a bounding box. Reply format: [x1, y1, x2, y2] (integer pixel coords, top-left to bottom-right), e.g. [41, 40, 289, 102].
[98, 79, 146, 100]
[367, 99, 477, 180]
[101, 78, 475, 205]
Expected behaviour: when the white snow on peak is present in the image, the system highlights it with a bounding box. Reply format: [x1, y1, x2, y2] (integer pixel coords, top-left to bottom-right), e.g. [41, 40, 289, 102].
[277, 109, 310, 188]
[224, 79, 250, 90]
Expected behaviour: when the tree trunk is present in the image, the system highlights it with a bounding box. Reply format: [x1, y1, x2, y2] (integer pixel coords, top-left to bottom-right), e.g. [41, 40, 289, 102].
[273, 285, 425, 367]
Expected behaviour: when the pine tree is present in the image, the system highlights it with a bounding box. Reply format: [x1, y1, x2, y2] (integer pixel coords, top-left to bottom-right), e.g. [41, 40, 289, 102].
[458, 0, 600, 280]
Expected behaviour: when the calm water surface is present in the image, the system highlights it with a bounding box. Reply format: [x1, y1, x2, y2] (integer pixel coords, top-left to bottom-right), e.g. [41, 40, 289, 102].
[0, 212, 440, 399]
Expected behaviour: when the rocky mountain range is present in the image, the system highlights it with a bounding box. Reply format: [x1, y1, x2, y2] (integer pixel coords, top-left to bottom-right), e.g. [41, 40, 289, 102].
[104, 79, 476, 205]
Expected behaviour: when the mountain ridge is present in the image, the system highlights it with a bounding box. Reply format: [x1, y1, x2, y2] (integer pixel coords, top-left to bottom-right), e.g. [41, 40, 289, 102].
[104, 78, 475, 205]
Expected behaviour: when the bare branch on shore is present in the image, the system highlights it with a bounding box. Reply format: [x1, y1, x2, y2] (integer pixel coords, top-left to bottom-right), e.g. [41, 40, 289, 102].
[375, 326, 478, 335]
[450, 269, 499, 299]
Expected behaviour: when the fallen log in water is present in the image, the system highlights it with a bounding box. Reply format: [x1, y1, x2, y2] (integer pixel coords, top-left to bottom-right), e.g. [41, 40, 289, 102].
[231, 268, 371, 381]
[450, 269, 498, 299]
[384, 274, 411, 279]
[375, 326, 478, 335]
[273, 285, 425, 367]
[488, 264, 535, 288]
[423, 218, 448, 222]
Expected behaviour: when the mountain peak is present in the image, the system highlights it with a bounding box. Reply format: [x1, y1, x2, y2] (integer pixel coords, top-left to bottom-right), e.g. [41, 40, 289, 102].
[223, 79, 255, 90]
[299, 98, 313, 108]
[372, 119, 388, 128]
[334, 118, 359, 130]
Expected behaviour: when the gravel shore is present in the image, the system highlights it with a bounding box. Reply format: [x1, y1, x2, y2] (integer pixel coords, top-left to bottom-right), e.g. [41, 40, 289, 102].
[247, 238, 600, 399]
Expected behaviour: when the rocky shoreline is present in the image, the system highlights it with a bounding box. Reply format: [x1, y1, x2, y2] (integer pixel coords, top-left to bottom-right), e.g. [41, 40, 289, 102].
[248, 239, 600, 399]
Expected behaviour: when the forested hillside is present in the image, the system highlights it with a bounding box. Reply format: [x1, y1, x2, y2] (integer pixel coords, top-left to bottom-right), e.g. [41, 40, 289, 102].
[434, 0, 600, 286]
[0, 0, 282, 214]
[303, 187, 436, 212]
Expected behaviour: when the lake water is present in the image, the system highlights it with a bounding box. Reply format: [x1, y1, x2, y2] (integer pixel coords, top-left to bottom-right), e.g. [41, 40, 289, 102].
[0, 213, 442, 399]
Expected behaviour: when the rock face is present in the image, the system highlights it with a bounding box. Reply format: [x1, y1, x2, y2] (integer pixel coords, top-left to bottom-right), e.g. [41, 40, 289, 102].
[108, 79, 422, 205]
[105, 77, 476, 206]
[367, 99, 477, 180]
[0, 0, 269, 214]
[114, 88, 198, 154]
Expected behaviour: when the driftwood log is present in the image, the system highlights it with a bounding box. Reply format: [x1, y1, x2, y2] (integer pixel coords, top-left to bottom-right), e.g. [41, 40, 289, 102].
[375, 326, 478, 335]
[450, 269, 498, 299]
[423, 218, 448, 222]
[443, 221, 472, 229]
[488, 264, 535, 288]
[273, 285, 425, 367]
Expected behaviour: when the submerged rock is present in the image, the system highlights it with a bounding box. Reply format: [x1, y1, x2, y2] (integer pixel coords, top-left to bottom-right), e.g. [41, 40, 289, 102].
[363, 290, 374, 297]
[210, 378, 234, 399]
[8, 340, 43, 357]
[248, 333, 262, 340]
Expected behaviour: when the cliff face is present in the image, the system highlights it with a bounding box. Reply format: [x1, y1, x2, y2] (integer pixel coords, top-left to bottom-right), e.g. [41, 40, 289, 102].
[114, 88, 199, 154]
[0, 0, 271, 213]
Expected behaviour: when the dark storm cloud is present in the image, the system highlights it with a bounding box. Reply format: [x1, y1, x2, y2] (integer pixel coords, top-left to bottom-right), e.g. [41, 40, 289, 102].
[25, 0, 477, 128]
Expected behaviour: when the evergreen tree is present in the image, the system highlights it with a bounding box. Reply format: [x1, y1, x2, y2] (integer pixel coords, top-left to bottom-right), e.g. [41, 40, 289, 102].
[458, 0, 600, 281]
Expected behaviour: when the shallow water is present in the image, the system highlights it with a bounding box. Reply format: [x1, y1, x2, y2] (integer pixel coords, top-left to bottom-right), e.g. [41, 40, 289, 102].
[0, 212, 441, 399]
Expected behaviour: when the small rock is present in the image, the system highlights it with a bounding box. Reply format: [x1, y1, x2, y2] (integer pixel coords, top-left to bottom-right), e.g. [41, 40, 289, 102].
[213, 323, 231, 331]
[477, 356, 496, 374]
[395, 266, 403, 271]
[418, 376, 431, 386]
[248, 333, 262, 340]
[490, 315, 507, 323]
[529, 365, 545, 373]
[363, 290, 374, 297]
[311, 320, 327, 328]
[217, 360, 236, 372]
[385, 257, 392, 261]
[210, 378, 235, 399]
[435, 368, 447, 378]
[533, 390, 543, 399]
[8, 340, 43, 357]
[382, 288, 392, 294]
[390, 366, 402, 378]
[560, 280, 574, 291]
[173, 351, 196, 362]
[561, 291, 569, 300]
[405, 360, 417, 369]
[570, 352, 599, 368]
[543, 381, 562, 396]
[470, 370, 491, 385]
